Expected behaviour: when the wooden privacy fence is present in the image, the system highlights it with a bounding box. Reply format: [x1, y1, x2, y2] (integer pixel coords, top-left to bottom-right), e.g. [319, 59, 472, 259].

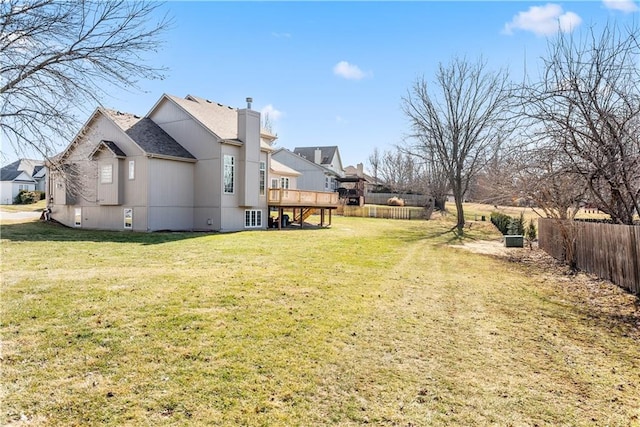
[340, 205, 430, 220]
[538, 219, 640, 294]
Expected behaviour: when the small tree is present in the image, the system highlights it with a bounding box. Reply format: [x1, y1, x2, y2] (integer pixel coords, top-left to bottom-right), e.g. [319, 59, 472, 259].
[525, 219, 537, 249]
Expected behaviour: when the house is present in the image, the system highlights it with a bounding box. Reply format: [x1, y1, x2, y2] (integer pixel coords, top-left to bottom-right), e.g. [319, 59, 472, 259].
[272, 147, 343, 192]
[0, 159, 46, 204]
[48, 94, 338, 232]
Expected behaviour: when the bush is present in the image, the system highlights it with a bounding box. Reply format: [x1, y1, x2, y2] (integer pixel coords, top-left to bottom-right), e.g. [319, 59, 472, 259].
[525, 220, 537, 249]
[14, 190, 39, 204]
[387, 197, 405, 206]
[34, 190, 46, 200]
[490, 212, 511, 235]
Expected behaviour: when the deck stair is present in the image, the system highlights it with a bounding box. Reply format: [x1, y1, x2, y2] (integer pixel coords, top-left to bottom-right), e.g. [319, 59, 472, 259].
[294, 208, 316, 223]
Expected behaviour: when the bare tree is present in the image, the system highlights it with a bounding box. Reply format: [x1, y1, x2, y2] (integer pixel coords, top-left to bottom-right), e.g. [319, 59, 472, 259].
[402, 142, 448, 210]
[378, 147, 422, 196]
[367, 147, 380, 186]
[403, 57, 515, 233]
[0, 0, 170, 161]
[521, 22, 640, 225]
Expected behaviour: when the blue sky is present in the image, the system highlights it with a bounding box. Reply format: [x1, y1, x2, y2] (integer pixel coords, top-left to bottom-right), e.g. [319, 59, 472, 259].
[3, 0, 639, 168]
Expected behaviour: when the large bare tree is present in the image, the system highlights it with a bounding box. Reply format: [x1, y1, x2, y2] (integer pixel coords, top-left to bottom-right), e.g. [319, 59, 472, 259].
[403, 57, 515, 233]
[0, 0, 170, 161]
[522, 22, 640, 225]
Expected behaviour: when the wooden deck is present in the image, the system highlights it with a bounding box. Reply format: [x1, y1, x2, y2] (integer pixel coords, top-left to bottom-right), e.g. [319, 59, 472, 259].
[267, 189, 339, 208]
[267, 189, 339, 229]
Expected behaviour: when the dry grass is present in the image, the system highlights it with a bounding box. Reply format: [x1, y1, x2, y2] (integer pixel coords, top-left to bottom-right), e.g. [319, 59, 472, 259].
[1, 213, 639, 426]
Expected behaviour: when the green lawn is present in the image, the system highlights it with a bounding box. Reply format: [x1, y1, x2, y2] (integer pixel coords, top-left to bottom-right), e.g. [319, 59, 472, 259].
[1, 215, 638, 426]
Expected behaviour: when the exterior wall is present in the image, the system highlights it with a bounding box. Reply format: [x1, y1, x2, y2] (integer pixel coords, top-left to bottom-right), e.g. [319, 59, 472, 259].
[0, 182, 12, 204]
[151, 98, 224, 230]
[149, 99, 218, 160]
[147, 158, 194, 231]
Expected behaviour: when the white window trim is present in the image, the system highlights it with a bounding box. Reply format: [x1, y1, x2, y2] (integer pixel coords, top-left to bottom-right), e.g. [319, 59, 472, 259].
[223, 155, 235, 194]
[245, 209, 263, 228]
[259, 161, 266, 196]
[101, 164, 113, 184]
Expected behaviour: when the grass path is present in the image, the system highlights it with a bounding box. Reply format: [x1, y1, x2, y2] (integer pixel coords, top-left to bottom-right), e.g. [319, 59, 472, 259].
[1, 216, 639, 426]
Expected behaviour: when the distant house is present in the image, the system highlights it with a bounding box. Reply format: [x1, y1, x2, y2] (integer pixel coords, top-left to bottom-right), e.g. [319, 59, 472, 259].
[48, 94, 338, 232]
[272, 146, 344, 192]
[0, 159, 46, 204]
[343, 163, 383, 195]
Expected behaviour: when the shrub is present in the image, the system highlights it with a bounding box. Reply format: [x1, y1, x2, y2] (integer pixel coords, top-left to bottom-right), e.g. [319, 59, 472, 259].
[507, 213, 525, 235]
[387, 197, 405, 206]
[525, 219, 537, 249]
[14, 190, 39, 204]
[490, 212, 511, 235]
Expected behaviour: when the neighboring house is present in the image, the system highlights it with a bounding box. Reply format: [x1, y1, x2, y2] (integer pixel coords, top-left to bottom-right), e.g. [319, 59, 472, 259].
[49, 94, 284, 232]
[0, 159, 46, 204]
[343, 163, 384, 196]
[293, 146, 344, 176]
[272, 147, 342, 192]
[270, 158, 301, 190]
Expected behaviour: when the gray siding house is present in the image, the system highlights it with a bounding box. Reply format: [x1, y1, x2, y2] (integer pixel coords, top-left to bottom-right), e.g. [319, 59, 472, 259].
[272, 147, 344, 192]
[49, 94, 277, 232]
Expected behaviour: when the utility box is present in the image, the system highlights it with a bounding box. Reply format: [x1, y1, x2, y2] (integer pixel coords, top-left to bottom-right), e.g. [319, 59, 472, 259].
[505, 235, 524, 248]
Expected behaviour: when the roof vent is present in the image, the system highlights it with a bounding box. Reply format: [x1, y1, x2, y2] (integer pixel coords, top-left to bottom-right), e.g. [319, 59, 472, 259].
[133, 114, 141, 119]
[206, 99, 212, 103]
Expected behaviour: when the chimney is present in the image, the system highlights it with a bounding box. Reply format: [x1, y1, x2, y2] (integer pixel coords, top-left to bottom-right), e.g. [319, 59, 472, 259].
[237, 97, 261, 207]
[357, 162, 364, 177]
[314, 148, 322, 164]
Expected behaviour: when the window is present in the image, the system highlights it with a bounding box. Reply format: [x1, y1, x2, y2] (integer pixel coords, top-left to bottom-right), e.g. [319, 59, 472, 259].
[281, 177, 290, 189]
[325, 177, 329, 190]
[18, 184, 29, 191]
[74, 208, 82, 227]
[128, 160, 135, 180]
[101, 164, 113, 184]
[259, 161, 266, 196]
[124, 208, 133, 229]
[245, 209, 263, 228]
[223, 155, 235, 194]
[271, 178, 279, 189]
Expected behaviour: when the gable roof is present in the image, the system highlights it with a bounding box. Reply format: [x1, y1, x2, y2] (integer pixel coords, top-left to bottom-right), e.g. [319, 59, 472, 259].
[161, 94, 239, 140]
[293, 146, 338, 165]
[270, 159, 301, 176]
[1, 159, 44, 182]
[90, 140, 127, 159]
[103, 109, 196, 160]
[272, 148, 341, 177]
[152, 94, 276, 151]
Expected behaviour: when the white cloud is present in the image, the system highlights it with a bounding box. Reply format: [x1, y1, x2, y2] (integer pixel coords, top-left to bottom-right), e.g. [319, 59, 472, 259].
[336, 115, 347, 124]
[602, 0, 639, 13]
[503, 4, 582, 36]
[271, 32, 292, 38]
[261, 104, 284, 121]
[333, 61, 368, 80]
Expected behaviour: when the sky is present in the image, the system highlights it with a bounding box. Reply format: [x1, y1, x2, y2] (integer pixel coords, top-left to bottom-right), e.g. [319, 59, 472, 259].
[2, 0, 639, 169]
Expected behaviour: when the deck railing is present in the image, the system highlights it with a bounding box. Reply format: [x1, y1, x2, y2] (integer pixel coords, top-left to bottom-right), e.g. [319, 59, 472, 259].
[267, 188, 339, 207]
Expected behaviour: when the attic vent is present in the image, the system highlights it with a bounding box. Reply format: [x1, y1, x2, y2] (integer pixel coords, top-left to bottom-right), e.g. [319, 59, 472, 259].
[206, 99, 212, 103]
[228, 106, 233, 109]
[133, 115, 141, 119]
[217, 103, 223, 107]
[116, 111, 124, 115]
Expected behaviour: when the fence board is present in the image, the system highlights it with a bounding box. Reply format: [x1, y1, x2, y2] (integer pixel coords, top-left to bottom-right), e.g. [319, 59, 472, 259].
[340, 205, 429, 220]
[538, 219, 639, 294]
